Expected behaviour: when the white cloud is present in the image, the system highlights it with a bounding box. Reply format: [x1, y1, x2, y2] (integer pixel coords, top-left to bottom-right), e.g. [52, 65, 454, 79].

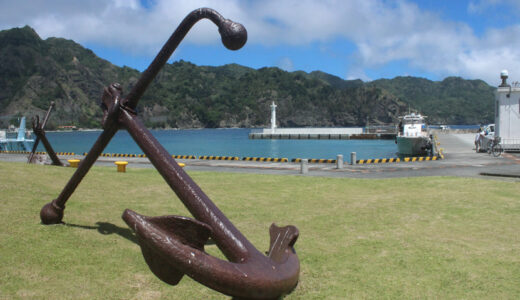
[277, 57, 294, 72]
[468, 0, 520, 14]
[1, 0, 520, 84]
[468, 0, 501, 14]
[346, 68, 371, 82]
[0, 0, 248, 55]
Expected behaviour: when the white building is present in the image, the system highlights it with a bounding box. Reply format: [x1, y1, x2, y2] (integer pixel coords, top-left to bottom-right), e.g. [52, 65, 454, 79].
[495, 71, 520, 150]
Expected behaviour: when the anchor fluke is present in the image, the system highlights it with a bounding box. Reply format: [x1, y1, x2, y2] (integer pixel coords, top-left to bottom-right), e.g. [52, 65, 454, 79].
[268, 224, 299, 263]
[122, 209, 212, 285]
[123, 210, 300, 299]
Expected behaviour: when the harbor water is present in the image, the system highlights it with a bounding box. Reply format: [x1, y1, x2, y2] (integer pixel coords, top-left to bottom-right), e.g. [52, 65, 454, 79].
[38, 128, 398, 160]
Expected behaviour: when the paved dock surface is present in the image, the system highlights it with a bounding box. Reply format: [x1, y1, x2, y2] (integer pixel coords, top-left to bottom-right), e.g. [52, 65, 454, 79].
[1, 133, 519, 180]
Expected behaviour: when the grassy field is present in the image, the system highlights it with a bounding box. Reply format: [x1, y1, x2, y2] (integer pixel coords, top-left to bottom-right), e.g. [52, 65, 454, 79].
[0, 161, 519, 299]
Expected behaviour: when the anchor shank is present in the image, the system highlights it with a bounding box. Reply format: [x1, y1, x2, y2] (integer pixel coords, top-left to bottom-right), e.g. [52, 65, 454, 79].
[120, 109, 256, 261]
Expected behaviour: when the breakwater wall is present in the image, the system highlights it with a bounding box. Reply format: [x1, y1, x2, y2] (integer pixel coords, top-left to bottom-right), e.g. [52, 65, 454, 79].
[249, 127, 396, 140]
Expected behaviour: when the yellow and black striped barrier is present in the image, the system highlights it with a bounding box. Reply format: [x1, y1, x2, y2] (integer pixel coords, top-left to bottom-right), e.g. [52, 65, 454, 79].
[357, 158, 400, 164]
[291, 158, 336, 164]
[199, 156, 240, 161]
[112, 153, 139, 158]
[87, 153, 225, 159]
[2, 149, 445, 167]
[0, 150, 75, 155]
[93, 153, 147, 158]
[172, 155, 197, 159]
[356, 156, 441, 164]
[242, 157, 289, 162]
[56, 152, 75, 156]
[0, 150, 31, 154]
[403, 156, 439, 162]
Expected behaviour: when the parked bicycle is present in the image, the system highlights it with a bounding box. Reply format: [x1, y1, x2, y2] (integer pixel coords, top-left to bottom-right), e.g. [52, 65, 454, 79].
[487, 136, 503, 157]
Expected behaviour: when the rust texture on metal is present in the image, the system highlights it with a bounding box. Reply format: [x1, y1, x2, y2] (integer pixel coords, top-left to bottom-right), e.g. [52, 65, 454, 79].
[29, 101, 63, 166]
[39, 8, 300, 299]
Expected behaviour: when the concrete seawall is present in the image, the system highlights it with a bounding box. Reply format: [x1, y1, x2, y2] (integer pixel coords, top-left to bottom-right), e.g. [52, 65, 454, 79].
[249, 127, 396, 140]
[249, 133, 396, 140]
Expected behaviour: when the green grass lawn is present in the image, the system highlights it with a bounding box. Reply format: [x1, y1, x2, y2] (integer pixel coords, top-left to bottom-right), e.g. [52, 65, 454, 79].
[1, 161, 519, 299]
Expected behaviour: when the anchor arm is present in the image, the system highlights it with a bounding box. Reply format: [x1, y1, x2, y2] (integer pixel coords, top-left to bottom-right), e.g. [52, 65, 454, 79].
[123, 209, 299, 299]
[118, 107, 300, 298]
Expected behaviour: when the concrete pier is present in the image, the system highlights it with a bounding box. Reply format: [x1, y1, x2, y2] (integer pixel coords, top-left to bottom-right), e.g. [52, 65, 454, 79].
[249, 127, 395, 140]
[1, 133, 518, 179]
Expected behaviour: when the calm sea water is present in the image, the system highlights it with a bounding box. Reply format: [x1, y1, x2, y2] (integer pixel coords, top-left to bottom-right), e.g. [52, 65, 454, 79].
[39, 128, 399, 160]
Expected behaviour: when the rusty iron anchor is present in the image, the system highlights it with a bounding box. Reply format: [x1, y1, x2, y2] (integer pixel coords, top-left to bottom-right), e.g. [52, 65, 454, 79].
[39, 8, 300, 299]
[28, 101, 63, 166]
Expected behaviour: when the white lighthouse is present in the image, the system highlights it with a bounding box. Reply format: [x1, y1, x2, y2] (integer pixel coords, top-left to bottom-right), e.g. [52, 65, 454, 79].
[270, 101, 277, 133]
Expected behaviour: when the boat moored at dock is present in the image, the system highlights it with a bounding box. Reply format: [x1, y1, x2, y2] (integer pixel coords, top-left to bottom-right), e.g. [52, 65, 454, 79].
[396, 113, 433, 156]
[0, 117, 34, 151]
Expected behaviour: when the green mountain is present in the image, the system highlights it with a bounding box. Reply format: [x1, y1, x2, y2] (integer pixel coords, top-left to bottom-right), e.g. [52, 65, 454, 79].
[0, 26, 139, 128]
[0, 26, 496, 129]
[140, 61, 405, 128]
[368, 76, 495, 124]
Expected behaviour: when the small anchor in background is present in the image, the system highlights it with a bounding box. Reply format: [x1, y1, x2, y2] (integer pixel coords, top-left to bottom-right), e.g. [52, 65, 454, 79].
[29, 101, 63, 166]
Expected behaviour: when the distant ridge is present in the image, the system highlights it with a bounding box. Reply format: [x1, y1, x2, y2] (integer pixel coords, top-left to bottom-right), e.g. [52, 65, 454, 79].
[0, 26, 495, 129]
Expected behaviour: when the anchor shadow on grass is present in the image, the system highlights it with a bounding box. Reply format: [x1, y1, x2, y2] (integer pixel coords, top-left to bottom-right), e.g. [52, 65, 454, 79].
[65, 222, 138, 245]
[65, 222, 218, 246]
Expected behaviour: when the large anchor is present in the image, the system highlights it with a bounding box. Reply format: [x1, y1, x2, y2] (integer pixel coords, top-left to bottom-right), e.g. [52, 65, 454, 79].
[28, 101, 64, 166]
[39, 8, 300, 299]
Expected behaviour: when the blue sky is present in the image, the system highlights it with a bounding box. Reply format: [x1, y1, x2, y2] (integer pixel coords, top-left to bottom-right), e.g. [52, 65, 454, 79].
[2, 0, 520, 85]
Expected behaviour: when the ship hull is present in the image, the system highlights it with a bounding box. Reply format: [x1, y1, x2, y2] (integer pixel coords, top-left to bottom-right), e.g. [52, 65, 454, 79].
[0, 140, 34, 151]
[396, 136, 430, 156]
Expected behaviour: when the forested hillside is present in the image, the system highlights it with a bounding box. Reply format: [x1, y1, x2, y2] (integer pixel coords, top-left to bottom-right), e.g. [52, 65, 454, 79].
[0, 26, 496, 129]
[369, 76, 495, 124]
